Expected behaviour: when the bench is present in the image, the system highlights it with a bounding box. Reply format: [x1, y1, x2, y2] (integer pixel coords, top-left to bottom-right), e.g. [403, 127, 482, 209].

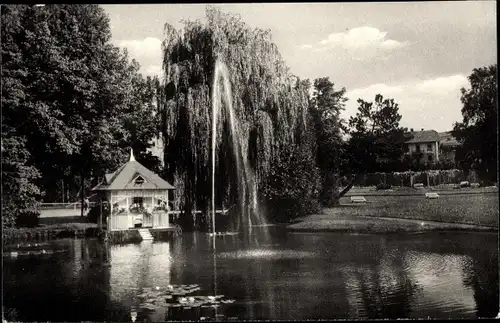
[350, 196, 367, 203]
[425, 192, 439, 199]
[414, 183, 424, 188]
[460, 181, 470, 188]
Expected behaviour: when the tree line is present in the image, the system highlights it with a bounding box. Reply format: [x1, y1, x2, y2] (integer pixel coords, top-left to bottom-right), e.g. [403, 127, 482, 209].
[1, 5, 497, 228]
[2, 5, 163, 227]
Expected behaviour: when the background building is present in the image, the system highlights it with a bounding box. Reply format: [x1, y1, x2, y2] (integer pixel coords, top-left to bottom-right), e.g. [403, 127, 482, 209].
[438, 131, 460, 166]
[406, 129, 441, 165]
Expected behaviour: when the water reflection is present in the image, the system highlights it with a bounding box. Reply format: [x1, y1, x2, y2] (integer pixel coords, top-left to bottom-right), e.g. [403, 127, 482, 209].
[3, 239, 129, 322]
[2, 230, 498, 321]
[108, 241, 172, 322]
[404, 252, 476, 317]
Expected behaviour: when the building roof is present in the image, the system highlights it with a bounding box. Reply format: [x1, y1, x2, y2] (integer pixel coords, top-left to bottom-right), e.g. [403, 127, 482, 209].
[438, 131, 460, 147]
[405, 130, 440, 144]
[92, 148, 175, 191]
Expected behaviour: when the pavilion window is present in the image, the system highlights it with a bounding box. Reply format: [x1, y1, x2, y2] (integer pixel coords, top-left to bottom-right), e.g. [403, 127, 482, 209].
[133, 197, 143, 205]
[134, 175, 146, 187]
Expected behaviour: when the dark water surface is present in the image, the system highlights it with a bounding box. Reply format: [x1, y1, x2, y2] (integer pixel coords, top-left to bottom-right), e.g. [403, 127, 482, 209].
[3, 228, 498, 321]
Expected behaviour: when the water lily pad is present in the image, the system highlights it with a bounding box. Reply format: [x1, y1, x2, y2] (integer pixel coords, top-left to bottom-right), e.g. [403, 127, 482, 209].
[139, 303, 157, 310]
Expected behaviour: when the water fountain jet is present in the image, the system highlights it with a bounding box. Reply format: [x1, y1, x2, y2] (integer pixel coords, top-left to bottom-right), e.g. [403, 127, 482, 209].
[211, 59, 268, 244]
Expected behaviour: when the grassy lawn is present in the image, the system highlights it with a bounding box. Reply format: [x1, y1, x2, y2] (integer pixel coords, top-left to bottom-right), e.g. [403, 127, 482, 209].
[287, 214, 495, 233]
[337, 193, 498, 228]
[345, 185, 498, 196]
[288, 192, 498, 233]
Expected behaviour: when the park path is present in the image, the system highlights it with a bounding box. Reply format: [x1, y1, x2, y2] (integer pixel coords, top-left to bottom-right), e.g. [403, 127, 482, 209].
[39, 209, 88, 218]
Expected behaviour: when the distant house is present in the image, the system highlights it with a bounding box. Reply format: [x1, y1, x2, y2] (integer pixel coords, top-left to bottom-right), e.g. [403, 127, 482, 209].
[438, 131, 460, 165]
[405, 128, 440, 165]
[92, 148, 175, 231]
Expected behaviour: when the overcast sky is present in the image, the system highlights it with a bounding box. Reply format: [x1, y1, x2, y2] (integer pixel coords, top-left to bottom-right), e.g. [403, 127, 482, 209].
[102, 2, 496, 132]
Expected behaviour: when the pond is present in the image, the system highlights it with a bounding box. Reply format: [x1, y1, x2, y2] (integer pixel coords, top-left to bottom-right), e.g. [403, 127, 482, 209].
[3, 228, 498, 321]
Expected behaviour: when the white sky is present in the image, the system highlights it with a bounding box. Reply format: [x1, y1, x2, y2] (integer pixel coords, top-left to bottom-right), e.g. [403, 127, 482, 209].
[102, 2, 497, 132]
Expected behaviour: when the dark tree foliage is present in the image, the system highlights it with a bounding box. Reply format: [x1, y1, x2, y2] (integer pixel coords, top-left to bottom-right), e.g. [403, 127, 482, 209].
[1, 4, 162, 224]
[261, 110, 322, 221]
[453, 64, 498, 184]
[161, 7, 316, 224]
[310, 77, 348, 206]
[1, 137, 42, 227]
[345, 94, 409, 189]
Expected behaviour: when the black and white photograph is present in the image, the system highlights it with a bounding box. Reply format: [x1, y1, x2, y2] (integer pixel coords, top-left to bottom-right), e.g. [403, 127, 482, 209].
[1, 2, 498, 321]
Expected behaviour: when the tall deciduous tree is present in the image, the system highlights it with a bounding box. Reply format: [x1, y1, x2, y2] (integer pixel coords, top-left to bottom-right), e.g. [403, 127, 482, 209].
[310, 77, 348, 206]
[453, 64, 498, 184]
[261, 78, 322, 221]
[161, 7, 313, 227]
[345, 94, 409, 189]
[122, 65, 163, 174]
[2, 4, 164, 222]
[1, 5, 43, 226]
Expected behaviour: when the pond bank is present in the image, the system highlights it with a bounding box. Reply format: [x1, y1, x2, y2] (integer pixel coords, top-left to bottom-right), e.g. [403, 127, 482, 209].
[287, 210, 497, 234]
[3, 222, 183, 245]
[2, 223, 100, 244]
[108, 227, 182, 244]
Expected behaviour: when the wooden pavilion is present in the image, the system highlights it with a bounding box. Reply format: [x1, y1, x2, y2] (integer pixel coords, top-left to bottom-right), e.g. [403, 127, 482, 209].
[91, 148, 175, 231]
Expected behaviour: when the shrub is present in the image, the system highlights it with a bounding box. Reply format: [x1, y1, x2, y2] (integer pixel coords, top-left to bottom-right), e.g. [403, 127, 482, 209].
[15, 210, 39, 228]
[376, 182, 392, 190]
[262, 143, 321, 223]
[87, 205, 109, 224]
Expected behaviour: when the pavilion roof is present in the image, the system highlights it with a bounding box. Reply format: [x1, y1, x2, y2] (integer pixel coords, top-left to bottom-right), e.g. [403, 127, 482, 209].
[91, 149, 174, 191]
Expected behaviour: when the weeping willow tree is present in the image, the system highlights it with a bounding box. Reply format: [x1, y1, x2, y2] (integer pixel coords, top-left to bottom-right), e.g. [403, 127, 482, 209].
[161, 7, 318, 230]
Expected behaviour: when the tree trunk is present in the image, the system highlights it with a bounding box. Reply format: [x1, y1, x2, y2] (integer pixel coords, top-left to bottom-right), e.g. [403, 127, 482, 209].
[62, 179, 65, 203]
[99, 200, 103, 229]
[80, 172, 85, 217]
[320, 170, 339, 207]
[333, 173, 361, 204]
